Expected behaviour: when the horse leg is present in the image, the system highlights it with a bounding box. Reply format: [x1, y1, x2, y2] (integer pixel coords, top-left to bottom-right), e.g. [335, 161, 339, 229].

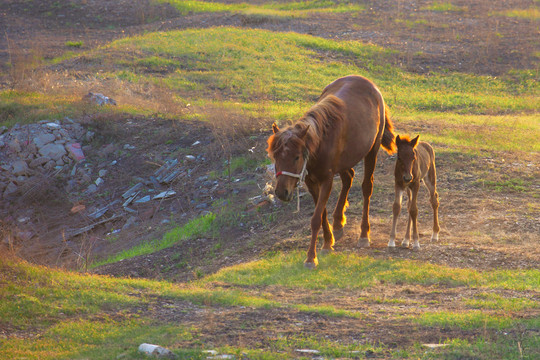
[401, 187, 412, 248]
[409, 183, 421, 250]
[332, 168, 355, 241]
[425, 166, 440, 242]
[388, 186, 403, 248]
[305, 177, 333, 268]
[358, 149, 378, 247]
[305, 178, 334, 255]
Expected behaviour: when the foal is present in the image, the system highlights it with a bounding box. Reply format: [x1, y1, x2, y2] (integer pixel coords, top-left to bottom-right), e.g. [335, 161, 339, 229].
[388, 135, 439, 250]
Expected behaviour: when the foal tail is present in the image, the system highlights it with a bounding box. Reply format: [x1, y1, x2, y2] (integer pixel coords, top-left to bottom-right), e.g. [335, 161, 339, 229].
[381, 104, 396, 154]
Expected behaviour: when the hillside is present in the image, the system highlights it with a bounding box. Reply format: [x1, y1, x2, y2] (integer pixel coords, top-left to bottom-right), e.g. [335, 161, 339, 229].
[0, 1, 538, 359]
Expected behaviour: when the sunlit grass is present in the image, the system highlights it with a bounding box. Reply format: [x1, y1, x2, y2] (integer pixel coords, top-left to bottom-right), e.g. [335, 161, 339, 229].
[395, 111, 540, 153]
[416, 310, 515, 330]
[206, 251, 540, 291]
[158, 0, 364, 18]
[91, 212, 216, 268]
[2, 253, 539, 359]
[490, 8, 540, 20]
[0, 316, 201, 360]
[97, 27, 537, 116]
[2, 27, 538, 128]
[422, 1, 468, 12]
[464, 292, 539, 311]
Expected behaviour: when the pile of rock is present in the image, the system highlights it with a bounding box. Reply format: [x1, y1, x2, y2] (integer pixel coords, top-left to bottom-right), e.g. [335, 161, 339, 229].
[0, 119, 93, 199]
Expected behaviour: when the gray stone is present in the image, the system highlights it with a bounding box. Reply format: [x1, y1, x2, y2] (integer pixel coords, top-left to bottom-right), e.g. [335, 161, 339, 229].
[122, 216, 139, 230]
[12, 160, 29, 176]
[39, 143, 66, 160]
[33, 133, 56, 149]
[8, 140, 21, 153]
[30, 156, 51, 168]
[3, 182, 18, 197]
[85, 184, 98, 194]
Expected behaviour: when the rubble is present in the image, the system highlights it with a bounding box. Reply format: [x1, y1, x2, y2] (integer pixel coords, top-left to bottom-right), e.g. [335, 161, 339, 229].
[0, 120, 89, 199]
[84, 92, 117, 106]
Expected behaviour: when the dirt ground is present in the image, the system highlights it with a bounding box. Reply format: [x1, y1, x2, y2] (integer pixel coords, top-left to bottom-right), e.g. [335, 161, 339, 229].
[0, 0, 538, 355]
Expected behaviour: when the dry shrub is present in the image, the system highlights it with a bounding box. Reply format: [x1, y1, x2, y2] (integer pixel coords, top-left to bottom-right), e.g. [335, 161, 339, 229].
[204, 101, 270, 162]
[4, 33, 45, 90]
[16, 171, 67, 205]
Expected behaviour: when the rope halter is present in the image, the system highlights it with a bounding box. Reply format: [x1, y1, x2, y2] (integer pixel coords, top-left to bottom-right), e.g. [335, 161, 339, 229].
[275, 154, 308, 213]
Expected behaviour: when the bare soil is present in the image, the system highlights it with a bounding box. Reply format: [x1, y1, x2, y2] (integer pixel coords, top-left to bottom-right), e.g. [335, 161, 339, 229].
[0, 0, 538, 355]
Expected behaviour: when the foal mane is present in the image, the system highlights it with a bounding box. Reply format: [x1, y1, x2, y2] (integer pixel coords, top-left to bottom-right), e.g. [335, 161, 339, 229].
[267, 95, 345, 160]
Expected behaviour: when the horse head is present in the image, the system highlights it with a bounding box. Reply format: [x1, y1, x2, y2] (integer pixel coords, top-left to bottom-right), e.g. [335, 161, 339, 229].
[396, 135, 419, 184]
[267, 122, 310, 202]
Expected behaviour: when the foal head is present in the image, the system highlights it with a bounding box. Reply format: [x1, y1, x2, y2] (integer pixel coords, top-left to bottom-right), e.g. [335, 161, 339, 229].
[267, 122, 310, 202]
[396, 135, 420, 184]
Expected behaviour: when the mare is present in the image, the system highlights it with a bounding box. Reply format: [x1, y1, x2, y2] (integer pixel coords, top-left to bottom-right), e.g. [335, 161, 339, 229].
[388, 135, 440, 250]
[267, 75, 396, 268]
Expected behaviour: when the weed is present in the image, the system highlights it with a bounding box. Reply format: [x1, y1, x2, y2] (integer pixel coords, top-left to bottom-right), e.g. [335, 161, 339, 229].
[65, 41, 83, 48]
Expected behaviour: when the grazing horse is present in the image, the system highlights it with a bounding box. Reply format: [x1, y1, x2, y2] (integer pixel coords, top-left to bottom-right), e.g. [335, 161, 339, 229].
[388, 135, 440, 250]
[267, 75, 396, 268]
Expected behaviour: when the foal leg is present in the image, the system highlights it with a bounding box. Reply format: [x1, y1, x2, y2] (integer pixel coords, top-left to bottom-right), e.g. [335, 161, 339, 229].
[305, 177, 333, 268]
[402, 187, 412, 248]
[358, 149, 378, 248]
[333, 168, 355, 241]
[409, 183, 421, 250]
[425, 166, 440, 242]
[388, 186, 404, 248]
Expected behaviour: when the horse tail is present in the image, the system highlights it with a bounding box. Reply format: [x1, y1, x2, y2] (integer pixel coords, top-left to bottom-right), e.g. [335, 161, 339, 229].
[381, 104, 396, 154]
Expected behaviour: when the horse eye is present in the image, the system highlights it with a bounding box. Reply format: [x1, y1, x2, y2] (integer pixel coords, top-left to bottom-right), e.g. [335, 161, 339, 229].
[295, 156, 300, 161]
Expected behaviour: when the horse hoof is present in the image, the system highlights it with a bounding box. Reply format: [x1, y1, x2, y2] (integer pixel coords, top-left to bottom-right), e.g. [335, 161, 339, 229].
[412, 245, 420, 251]
[333, 227, 344, 240]
[388, 245, 397, 252]
[304, 260, 318, 269]
[320, 248, 334, 256]
[357, 237, 370, 248]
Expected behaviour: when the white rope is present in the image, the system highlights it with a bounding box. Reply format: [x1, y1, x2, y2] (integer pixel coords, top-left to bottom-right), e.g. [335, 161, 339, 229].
[276, 156, 308, 213]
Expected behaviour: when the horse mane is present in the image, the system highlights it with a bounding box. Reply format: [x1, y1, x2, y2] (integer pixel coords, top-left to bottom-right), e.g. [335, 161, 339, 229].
[267, 95, 345, 160]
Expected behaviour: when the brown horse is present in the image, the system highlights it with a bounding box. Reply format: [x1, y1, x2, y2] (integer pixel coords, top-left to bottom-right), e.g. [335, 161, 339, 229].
[388, 135, 440, 250]
[267, 75, 396, 268]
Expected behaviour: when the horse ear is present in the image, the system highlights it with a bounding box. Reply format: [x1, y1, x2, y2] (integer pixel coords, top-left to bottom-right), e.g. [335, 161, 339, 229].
[299, 125, 310, 140]
[272, 122, 280, 134]
[396, 135, 401, 144]
[411, 135, 420, 147]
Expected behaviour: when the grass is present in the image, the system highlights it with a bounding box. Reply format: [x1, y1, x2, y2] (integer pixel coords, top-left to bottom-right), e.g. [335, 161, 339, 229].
[157, 0, 364, 18]
[206, 251, 540, 291]
[422, 1, 468, 13]
[90, 212, 216, 268]
[1, 253, 538, 359]
[490, 8, 540, 20]
[2, 27, 538, 134]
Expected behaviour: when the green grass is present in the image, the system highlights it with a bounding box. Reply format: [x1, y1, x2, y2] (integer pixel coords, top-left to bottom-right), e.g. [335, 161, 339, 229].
[103, 28, 538, 114]
[395, 111, 540, 154]
[157, 0, 364, 18]
[91, 212, 216, 268]
[416, 310, 515, 330]
[490, 8, 540, 20]
[65, 41, 83, 48]
[207, 251, 540, 291]
[2, 252, 539, 359]
[422, 1, 468, 12]
[464, 292, 539, 311]
[2, 27, 538, 131]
